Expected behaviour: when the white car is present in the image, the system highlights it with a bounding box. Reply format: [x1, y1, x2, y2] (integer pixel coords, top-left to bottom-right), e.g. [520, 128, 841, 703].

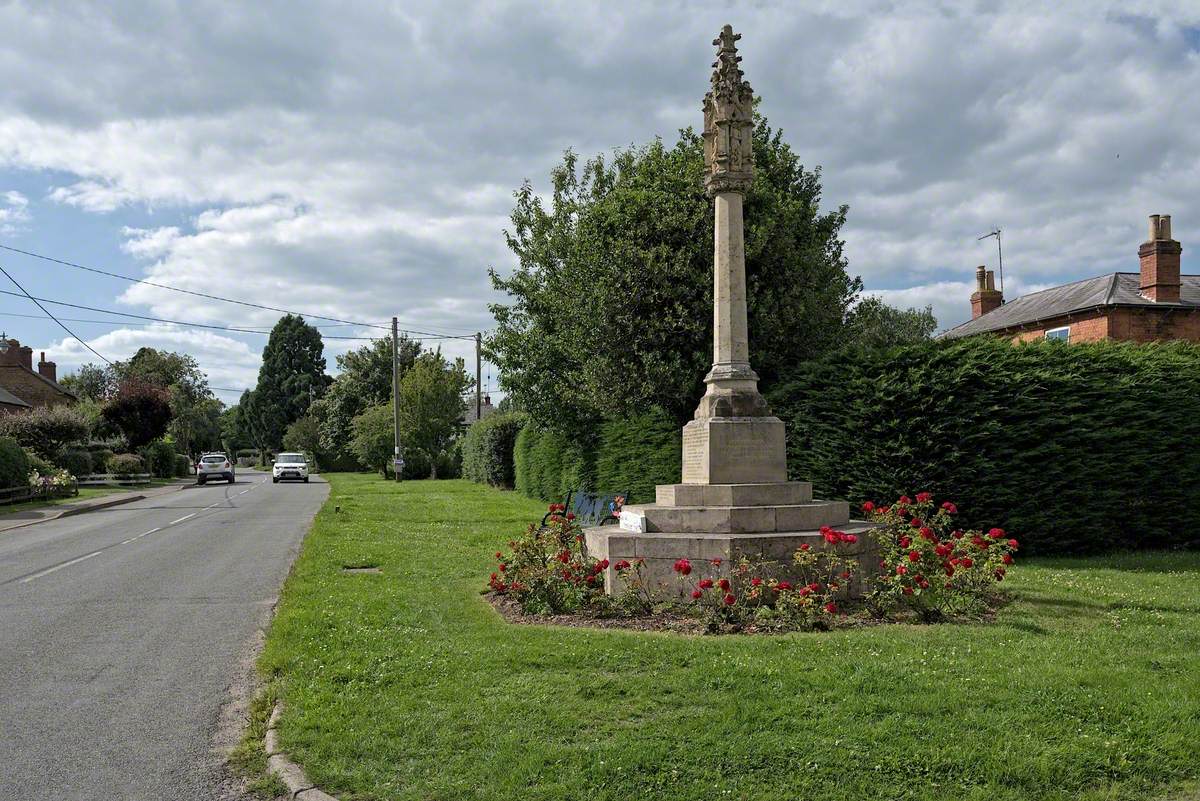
[197, 453, 235, 484]
[272, 453, 310, 483]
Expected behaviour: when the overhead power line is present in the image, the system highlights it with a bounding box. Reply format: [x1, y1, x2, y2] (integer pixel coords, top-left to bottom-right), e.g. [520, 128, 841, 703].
[0, 262, 113, 365]
[0, 290, 468, 341]
[0, 243, 479, 340]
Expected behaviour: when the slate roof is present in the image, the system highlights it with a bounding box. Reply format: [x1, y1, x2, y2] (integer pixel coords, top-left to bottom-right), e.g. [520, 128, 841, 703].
[939, 273, 1200, 339]
[0, 385, 31, 409]
[0, 364, 77, 407]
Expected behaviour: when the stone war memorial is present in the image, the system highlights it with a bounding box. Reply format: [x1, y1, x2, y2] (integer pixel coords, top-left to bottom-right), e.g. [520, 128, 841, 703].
[586, 25, 876, 595]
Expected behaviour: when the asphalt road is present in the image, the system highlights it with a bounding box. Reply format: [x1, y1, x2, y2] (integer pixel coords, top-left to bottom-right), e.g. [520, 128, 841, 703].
[0, 472, 329, 800]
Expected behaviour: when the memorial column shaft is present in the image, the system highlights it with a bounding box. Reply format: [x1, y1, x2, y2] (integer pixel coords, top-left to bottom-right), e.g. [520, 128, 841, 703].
[713, 191, 750, 371]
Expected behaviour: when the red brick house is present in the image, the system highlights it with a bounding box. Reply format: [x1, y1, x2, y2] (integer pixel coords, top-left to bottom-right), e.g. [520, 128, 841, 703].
[0, 338, 76, 413]
[940, 215, 1200, 343]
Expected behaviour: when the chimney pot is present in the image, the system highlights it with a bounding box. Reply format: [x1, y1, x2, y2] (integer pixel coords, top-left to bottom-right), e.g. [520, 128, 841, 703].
[18, 346, 32, 371]
[1139, 213, 1182, 302]
[970, 267, 1004, 319]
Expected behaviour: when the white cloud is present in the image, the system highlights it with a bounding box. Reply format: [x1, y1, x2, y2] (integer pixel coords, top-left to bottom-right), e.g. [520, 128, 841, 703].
[0, 189, 30, 235]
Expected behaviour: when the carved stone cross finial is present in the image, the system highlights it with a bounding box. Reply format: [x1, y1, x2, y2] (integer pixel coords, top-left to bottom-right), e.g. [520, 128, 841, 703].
[703, 24, 754, 197]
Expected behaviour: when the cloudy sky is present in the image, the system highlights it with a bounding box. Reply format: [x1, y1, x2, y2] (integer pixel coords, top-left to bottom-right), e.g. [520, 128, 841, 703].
[0, 0, 1198, 403]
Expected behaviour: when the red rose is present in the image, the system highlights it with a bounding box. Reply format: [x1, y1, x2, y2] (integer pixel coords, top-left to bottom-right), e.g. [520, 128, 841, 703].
[919, 527, 936, 541]
[898, 495, 912, 505]
[899, 535, 912, 548]
[902, 587, 914, 595]
[691, 589, 703, 600]
[718, 578, 731, 591]
[547, 504, 556, 513]
[988, 527, 1006, 539]
[944, 565, 954, 577]
[557, 550, 570, 563]
[908, 551, 920, 562]
[941, 501, 958, 514]
[498, 563, 507, 572]
[699, 578, 714, 589]
[615, 560, 631, 570]
[935, 543, 951, 557]
[495, 551, 502, 559]
[1002, 553, 1013, 565]
[824, 602, 838, 614]
[952, 530, 965, 539]
[597, 559, 610, 570]
[799, 543, 811, 552]
[808, 582, 821, 591]
[1008, 538, 1019, 550]
[862, 501, 876, 513]
[750, 577, 763, 587]
[799, 586, 812, 597]
[994, 568, 1006, 581]
[710, 558, 723, 567]
[910, 518, 922, 528]
[896, 565, 908, 575]
[843, 534, 858, 544]
[723, 593, 736, 606]
[566, 512, 576, 521]
[916, 492, 933, 503]
[777, 581, 793, 591]
[840, 571, 851, 579]
[960, 557, 974, 568]
[673, 559, 692, 575]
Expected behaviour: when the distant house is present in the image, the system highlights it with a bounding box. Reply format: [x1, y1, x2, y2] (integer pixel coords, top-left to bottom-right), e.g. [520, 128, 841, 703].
[0, 338, 77, 412]
[463, 394, 496, 424]
[941, 214, 1200, 343]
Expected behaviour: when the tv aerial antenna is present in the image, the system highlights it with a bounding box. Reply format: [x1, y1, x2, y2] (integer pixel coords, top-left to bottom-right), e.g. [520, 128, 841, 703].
[978, 228, 1004, 296]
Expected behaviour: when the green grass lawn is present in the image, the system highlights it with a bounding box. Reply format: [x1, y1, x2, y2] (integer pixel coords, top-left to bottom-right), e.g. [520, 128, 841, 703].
[0, 478, 187, 519]
[260, 475, 1200, 801]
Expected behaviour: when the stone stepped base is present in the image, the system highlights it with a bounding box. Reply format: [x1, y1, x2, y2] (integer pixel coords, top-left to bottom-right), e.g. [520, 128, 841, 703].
[655, 481, 812, 507]
[623, 499, 849, 534]
[584, 523, 879, 598]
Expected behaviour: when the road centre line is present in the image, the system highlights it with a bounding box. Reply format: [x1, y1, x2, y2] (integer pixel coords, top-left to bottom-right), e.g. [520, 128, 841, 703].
[169, 513, 196, 525]
[19, 551, 103, 584]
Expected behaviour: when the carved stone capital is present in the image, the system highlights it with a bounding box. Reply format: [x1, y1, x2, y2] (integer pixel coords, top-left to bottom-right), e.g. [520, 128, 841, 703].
[704, 172, 753, 197]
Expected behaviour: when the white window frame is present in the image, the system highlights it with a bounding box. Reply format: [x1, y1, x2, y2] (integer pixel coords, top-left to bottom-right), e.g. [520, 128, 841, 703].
[1045, 326, 1070, 342]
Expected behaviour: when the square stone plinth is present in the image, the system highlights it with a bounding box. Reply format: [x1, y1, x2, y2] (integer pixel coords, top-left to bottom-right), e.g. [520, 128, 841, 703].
[584, 524, 880, 599]
[682, 416, 787, 484]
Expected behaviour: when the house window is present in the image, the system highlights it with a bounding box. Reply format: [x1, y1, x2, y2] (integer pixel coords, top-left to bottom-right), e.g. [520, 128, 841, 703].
[1045, 326, 1070, 342]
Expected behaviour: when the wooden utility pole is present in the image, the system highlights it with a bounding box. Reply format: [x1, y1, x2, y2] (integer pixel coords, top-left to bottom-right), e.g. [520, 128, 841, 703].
[392, 317, 401, 481]
[475, 332, 482, 421]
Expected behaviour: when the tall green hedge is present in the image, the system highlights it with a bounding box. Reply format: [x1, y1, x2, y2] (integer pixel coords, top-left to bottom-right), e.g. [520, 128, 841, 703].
[512, 409, 680, 504]
[768, 337, 1200, 555]
[461, 412, 525, 488]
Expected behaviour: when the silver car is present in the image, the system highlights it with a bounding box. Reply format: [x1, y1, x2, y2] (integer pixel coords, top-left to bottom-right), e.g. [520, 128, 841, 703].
[197, 453, 235, 484]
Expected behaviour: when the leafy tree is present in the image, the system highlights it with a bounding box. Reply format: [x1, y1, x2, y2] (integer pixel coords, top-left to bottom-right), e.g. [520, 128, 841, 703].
[349, 402, 395, 477]
[396, 352, 471, 479]
[220, 398, 251, 454]
[314, 334, 420, 461]
[101, 380, 173, 448]
[283, 414, 324, 467]
[59, 363, 112, 401]
[846, 296, 938, 349]
[246, 315, 330, 451]
[0, 405, 91, 459]
[487, 115, 860, 437]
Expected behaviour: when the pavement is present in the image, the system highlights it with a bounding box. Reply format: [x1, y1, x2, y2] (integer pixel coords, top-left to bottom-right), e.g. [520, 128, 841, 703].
[0, 481, 193, 534]
[0, 471, 330, 801]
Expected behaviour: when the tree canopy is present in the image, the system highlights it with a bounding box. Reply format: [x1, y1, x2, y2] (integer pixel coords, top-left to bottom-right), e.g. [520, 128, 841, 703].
[395, 351, 471, 478]
[243, 315, 329, 451]
[845, 296, 938, 349]
[486, 115, 862, 438]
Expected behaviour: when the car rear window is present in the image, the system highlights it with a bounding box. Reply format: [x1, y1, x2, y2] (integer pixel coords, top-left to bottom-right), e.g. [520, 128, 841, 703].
[201, 456, 227, 463]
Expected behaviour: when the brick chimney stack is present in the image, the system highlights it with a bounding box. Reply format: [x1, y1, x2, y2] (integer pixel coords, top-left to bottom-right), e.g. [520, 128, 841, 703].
[970, 265, 1003, 319]
[18, 345, 33, 371]
[1139, 214, 1182, 303]
[37, 352, 57, 382]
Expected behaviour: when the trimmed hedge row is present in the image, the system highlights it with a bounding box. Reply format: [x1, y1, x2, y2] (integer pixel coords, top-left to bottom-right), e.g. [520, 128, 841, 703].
[0, 437, 30, 489]
[512, 409, 681, 504]
[462, 412, 526, 488]
[768, 337, 1200, 555]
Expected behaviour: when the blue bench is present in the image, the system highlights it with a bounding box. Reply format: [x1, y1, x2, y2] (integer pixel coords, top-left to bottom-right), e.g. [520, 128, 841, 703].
[541, 489, 629, 527]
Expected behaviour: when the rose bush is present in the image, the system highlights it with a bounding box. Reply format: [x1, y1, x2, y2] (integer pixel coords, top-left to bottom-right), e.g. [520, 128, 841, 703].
[488, 504, 606, 615]
[862, 493, 1017, 621]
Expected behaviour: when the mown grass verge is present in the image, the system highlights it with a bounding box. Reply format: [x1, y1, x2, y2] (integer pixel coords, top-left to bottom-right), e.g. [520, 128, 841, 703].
[259, 474, 1200, 800]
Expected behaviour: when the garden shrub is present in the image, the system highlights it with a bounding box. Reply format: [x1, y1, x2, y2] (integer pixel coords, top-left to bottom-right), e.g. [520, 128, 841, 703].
[461, 412, 526, 487]
[0, 437, 31, 489]
[140, 440, 177, 479]
[174, 454, 192, 477]
[0, 405, 90, 459]
[24, 449, 54, 478]
[56, 448, 94, 478]
[769, 337, 1200, 554]
[88, 446, 115, 469]
[489, 511, 607, 614]
[107, 453, 145, 477]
